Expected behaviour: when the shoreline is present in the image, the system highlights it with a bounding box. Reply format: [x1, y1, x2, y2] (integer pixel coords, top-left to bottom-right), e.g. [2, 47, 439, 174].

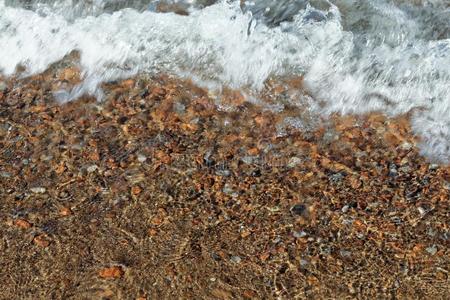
[1, 72, 449, 298]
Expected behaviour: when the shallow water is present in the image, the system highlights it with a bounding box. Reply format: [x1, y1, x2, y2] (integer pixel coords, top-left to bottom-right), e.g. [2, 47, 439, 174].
[0, 0, 449, 162]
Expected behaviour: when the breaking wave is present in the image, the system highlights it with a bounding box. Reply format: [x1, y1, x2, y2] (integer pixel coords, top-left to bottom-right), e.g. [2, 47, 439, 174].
[0, 0, 449, 162]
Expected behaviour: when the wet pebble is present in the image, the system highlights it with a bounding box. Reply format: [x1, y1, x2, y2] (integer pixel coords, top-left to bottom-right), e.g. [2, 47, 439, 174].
[0, 81, 6, 92]
[0, 171, 12, 178]
[87, 165, 98, 173]
[400, 142, 413, 151]
[426, 245, 437, 256]
[240, 156, 254, 164]
[330, 172, 345, 183]
[173, 102, 186, 114]
[299, 259, 309, 267]
[215, 169, 231, 177]
[293, 230, 307, 238]
[230, 256, 242, 264]
[418, 206, 426, 216]
[340, 249, 352, 258]
[30, 187, 46, 194]
[388, 164, 398, 177]
[287, 157, 301, 168]
[341, 205, 349, 213]
[137, 154, 147, 163]
[291, 203, 307, 216]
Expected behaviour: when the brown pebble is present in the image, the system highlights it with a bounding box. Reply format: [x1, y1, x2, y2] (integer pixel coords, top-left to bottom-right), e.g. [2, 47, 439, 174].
[122, 79, 135, 88]
[211, 288, 233, 300]
[60, 207, 72, 217]
[350, 177, 362, 189]
[155, 150, 171, 164]
[98, 266, 124, 279]
[243, 290, 256, 299]
[34, 235, 50, 248]
[15, 219, 32, 229]
[89, 151, 100, 161]
[148, 228, 158, 236]
[259, 252, 270, 262]
[55, 162, 66, 174]
[247, 148, 259, 156]
[240, 230, 251, 238]
[151, 217, 164, 226]
[131, 186, 142, 195]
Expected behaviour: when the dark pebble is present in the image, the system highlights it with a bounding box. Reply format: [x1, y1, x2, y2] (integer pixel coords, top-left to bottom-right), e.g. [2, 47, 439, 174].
[118, 116, 128, 124]
[291, 203, 307, 216]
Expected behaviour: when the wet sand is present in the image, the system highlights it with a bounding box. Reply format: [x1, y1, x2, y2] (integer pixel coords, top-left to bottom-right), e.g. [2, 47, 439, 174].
[0, 70, 449, 299]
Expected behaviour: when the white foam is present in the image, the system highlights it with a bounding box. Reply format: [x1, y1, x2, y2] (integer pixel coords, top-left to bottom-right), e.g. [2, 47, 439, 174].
[0, 0, 449, 163]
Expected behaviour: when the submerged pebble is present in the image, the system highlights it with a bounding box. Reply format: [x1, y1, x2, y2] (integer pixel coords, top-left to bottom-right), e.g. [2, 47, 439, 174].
[30, 187, 46, 194]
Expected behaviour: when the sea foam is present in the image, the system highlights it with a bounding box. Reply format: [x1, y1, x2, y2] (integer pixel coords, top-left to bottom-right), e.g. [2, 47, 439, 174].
[0, 0, 449, 162]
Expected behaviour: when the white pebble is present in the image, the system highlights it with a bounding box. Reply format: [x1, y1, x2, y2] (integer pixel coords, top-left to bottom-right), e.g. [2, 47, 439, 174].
[31, 187, 46, 194]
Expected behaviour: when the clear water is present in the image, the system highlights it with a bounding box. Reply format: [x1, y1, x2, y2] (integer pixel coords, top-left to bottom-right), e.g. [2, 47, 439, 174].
[0, 0, 449, 162]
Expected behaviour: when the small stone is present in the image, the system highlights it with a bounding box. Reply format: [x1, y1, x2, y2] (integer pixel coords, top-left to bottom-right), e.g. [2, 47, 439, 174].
[300, 259, 309, 267]
[429, 164, 439, 170]
[400, 142, 412, 151]
[0, 171, 11, 178]
[131, 186, 142, 195]
[222, 184, 234, 195]
[250, 169, 261, 177]
[243, 290, 256, 299]
[330, 172, 345, 183]
[98, 266, 124, 279]
[340, 249, 352, 258]
[291, 203, 307, 216]
[418, 206, 426, 216]
[137, 154, 147, 163]
[0, 81, 7, 92]
[247, 148, 259, 156]
[425, 245, 437, 256]
[211, 288, 233, 299]
[388, 164, 398, 177]
[87, 165, 98, 173]
[173, 102, 186, 114]
[293, 230, 307, 238]
[215, 169, 231, 177]
[155, 150, 171, 164]
[60, 207, 72, 217]
[287, 157, 302, 168]
[240, 230, 251, 238]
[399, 166, 411, 173]
[444, 181, 450, 190]
[230, 256, 242, 264]
[341, 205, 349, 213]
[151, 216, 164, 226]
[148, 228, 158, 236]
[400, 157, 409, 166]
[40, 154, 53, 161]
[241, 156, 254, 164]
[349, 177, 362, 189]
[31, 187, 46, 194]
[89, 151, 100, 161]
[15, 219, 32, 229]
[427, 228, 436, 237]
[34, 235, 50, 248]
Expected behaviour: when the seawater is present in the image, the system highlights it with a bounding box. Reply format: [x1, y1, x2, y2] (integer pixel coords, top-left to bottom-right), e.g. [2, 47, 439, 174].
[0, 0, 449, 162]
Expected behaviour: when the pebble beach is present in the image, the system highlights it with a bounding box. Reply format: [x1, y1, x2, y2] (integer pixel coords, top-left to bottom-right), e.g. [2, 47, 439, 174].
[1, 65, 449, 298]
